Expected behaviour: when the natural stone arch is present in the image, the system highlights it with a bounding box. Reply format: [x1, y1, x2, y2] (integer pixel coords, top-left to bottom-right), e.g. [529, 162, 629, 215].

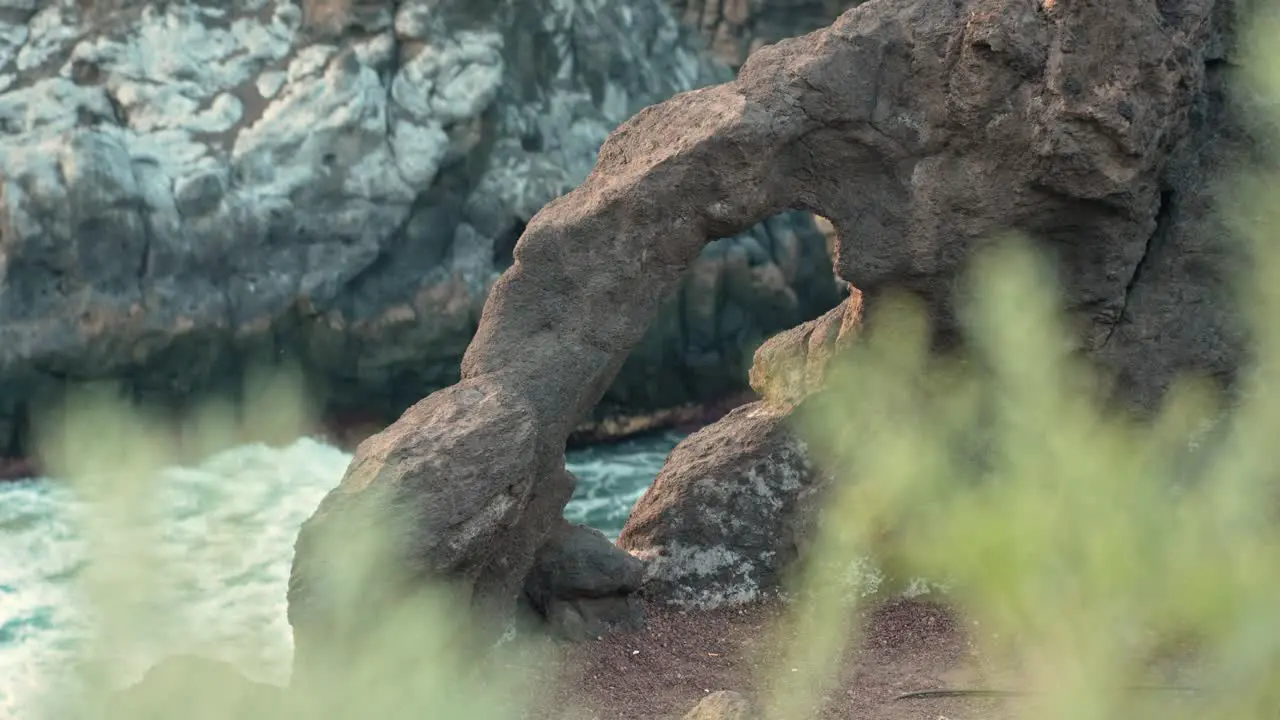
[287, 0, 1229, 676]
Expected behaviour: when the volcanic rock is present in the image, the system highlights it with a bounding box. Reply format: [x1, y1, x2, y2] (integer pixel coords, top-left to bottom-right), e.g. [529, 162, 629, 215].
[522, 521, 646, 641]
[290, 0, 1257, 665]
[617, 293, 861, 607]
[622, 0, 1256, 607]
[0, 0, 841, 458]
[618, 401, 824, 609]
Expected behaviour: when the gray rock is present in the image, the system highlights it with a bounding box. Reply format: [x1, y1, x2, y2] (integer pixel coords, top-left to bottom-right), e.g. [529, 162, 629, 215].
[616, 0, 1256, 608]
[525, 521, 645, 604]
[618, 402, 822, 608]
[522, 521, 647, 640]
[0, 0, 841, 456]
[289, 0, 1259, 672]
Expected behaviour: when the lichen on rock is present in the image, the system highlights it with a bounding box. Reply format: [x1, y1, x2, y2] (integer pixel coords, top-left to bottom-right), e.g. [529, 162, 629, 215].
[0, 0, 841, 458]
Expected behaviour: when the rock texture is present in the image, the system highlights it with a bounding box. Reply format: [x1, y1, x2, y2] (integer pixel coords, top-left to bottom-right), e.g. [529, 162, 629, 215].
[618, 402, 821, 608]
[291, 0, 1257, 662]
[617, 294, 861, 608]
[621, 0, 1256, 607]
[748, 289, 862, 406]
[521, 521, 646, 641]
[0, 0, 841, 459]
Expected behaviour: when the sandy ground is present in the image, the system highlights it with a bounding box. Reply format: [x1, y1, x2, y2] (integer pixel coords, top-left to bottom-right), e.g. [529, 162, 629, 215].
[536, 598, 1018, 720]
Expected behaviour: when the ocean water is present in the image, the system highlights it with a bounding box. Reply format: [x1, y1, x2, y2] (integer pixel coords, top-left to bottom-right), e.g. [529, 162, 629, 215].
[0, 433, 681, 719]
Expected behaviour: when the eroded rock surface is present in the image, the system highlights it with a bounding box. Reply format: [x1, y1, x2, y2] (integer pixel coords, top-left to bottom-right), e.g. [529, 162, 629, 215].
[0, 0, 841, 458]
[287, 375, 574, 678]
[291, 0, 1255, 659]
[618, 401, 823, 608]
[522, 521, 646, 641]
[623, 0, 1253, 607]
[617, 294, 861, 607]
[748, 289, 862, 406]
[456, 0, 1247, 422]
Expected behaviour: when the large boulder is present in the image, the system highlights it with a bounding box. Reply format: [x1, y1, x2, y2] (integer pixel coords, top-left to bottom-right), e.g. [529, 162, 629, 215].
[521, 521, 646, 641]
[0, 0, 841, 458]
[287, 375, 575, 680]
[618, 401, 823, 609]
[624, 0, 1258, 607]
[617, 294, 861, 608]
[290, 0, 1256, 669]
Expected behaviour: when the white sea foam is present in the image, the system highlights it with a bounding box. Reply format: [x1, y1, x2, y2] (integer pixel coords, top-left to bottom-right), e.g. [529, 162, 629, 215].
[0, 433, 678, 720]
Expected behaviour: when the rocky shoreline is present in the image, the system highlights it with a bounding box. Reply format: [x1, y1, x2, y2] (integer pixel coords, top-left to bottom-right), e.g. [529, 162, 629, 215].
[0, 0, 846, 461]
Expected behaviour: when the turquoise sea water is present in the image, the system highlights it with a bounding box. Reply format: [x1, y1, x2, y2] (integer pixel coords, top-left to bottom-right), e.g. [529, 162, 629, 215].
[0, 433, 682, 718]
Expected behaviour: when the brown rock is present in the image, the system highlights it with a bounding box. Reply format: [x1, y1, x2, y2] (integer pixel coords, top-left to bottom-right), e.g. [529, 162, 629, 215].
[749, 288, 863, 406]
[462, 0, 1237, 417]
[522, 522, 647, 641]
[671, 0, 862, 69]
[618, 402, 822, 608]
[619, 0, 1250, 607]
[287, 376, 575, 679]
[682, 690, 756, 720]
[290, 0, 1252, 674]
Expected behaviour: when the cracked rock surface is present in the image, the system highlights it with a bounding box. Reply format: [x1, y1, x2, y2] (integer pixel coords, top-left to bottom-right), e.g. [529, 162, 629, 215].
[521, 521, 647, 641]
[0, 0, 841, 456]
[619, 0, 1258, 608]
[288, 0, 1258, 661]
[617, 294, 860, 607]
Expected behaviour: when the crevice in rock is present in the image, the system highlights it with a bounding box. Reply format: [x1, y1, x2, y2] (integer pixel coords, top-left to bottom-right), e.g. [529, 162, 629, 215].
[1102, 189, 1175, 349]
[493, 219, 525, 270]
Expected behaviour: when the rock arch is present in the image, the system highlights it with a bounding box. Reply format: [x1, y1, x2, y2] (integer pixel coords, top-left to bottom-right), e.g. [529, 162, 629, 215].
[288, 0, 1237, 672]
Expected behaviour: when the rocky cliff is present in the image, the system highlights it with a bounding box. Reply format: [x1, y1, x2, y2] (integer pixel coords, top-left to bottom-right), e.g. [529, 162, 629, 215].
[621, 0, 1261, 607]
[0, 0, 842, 458]
[286, 0, 1261, 660]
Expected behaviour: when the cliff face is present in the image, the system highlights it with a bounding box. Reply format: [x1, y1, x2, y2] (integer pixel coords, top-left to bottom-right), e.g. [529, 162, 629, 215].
[621, 0, 1262, 606]
[0, 0, 841, 456]
[669, 0, 864, 69]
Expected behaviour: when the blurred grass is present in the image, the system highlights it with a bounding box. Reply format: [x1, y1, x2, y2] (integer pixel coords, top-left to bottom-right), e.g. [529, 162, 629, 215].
[26, 8, 1280, 720]
[31, 364, 562, 720]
